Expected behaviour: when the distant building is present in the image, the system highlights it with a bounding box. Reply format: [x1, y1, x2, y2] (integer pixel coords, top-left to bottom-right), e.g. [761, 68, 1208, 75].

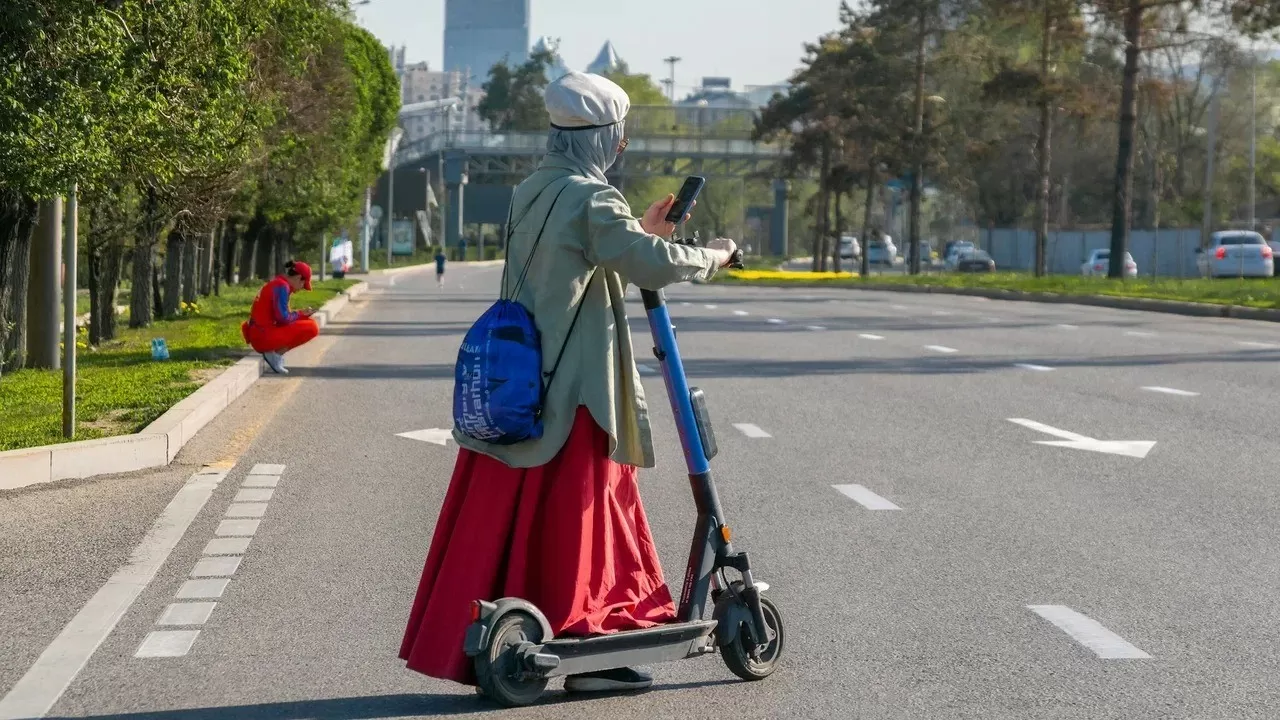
[533, 36, 571, 82]
[399, 62, 488, 145]
[444, 0, 531, 85]
[676, 77, 757, 129]
[586, 41, 624, 76]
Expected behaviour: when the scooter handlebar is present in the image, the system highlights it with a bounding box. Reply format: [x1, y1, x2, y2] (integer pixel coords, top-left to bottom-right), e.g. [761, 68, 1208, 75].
[727, 250, 745, 270]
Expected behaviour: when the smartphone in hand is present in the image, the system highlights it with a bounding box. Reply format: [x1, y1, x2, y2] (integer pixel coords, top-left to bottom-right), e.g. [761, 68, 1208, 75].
[664, 175, 706, 224]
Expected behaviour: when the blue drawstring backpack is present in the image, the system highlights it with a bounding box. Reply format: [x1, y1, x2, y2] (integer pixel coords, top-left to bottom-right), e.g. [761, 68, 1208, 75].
[453, 179, 597, 445]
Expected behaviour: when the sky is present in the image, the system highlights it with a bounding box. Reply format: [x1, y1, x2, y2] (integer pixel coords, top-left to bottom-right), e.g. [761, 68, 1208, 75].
[352, 0, 850, 95]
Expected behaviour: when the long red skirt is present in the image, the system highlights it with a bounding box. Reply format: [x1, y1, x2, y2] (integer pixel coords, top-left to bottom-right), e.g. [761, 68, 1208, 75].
[399, 406, 677, 684]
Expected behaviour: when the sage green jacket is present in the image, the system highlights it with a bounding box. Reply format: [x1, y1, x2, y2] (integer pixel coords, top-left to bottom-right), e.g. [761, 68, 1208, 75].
[452, 155, 724, 469]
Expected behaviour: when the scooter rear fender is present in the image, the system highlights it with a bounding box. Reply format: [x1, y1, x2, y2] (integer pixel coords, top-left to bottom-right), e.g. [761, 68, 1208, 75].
[463, 598, 554, 658]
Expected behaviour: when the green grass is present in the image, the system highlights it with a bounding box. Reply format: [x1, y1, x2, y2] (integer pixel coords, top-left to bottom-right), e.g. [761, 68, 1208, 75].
[0, 279, 356, 451]
[717, 271, 1280, 309]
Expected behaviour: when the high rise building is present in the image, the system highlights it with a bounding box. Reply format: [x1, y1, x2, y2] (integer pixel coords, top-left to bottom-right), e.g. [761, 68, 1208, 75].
[444, 0, 530, 85]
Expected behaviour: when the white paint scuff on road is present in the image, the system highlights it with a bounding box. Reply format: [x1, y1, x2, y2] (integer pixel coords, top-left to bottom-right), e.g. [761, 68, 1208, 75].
[859, 334, 885, 340]
[1142, 386, 1199, 397]
[396, 428, 453, 445]
[0, 467, 229, 720]
[832, 484, 901, 510]
[1026, 605, 1151, 659]
[1015, 364, 1054, 372]
[1007, 418, 1156, 459]
[733, 424, 772, 438]
[925, 345, 958, 354]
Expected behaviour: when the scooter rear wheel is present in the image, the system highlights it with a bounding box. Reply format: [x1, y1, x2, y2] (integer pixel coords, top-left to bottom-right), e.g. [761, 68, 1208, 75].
[474, 611, 549, 707]
[721, 596, 784, 681]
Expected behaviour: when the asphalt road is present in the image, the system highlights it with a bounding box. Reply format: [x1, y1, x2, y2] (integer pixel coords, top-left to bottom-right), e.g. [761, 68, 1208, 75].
[4, 264, 1280, 719]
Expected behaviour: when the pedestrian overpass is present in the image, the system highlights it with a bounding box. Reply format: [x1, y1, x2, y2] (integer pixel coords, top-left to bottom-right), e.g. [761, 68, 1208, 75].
[376, 106, 795, 255]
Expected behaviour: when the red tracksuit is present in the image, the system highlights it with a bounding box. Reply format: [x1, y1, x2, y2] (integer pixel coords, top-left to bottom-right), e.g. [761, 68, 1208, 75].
[240, 275, 319, 354]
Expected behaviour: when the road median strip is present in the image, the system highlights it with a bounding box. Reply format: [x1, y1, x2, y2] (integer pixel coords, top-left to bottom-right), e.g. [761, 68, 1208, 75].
[0, 282, 367, 491]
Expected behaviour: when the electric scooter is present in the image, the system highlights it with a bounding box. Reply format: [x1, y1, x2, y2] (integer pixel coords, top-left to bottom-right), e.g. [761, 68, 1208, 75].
[463, 246, 784, 707]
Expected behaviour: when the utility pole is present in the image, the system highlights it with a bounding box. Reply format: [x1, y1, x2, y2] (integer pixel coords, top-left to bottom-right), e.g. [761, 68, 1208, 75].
[1202, 89, 1220, 247]
[386, 166, 395, 267]
[28, 197, 63, 369]
[1249, 47, 1257, 230]
[361, 186, 371, 272]
[63, 186, 78, 438]
[663, 56, 682, 103]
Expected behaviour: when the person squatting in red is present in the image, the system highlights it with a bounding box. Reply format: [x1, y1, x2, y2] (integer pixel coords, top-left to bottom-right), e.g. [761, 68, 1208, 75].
[399, 71, 737, 696]
[240, 260, 319, 375]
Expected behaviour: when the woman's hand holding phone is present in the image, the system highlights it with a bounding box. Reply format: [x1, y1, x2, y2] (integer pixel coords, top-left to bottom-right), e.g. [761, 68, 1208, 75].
[642, 193, 695, 238]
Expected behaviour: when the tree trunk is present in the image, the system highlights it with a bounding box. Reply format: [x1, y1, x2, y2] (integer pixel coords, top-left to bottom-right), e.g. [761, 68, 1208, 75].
[814, 141, 832, 273]
[238, 215, 261, 284]
[181, 230, 198, 305]
[1034, 0, 1055, 278]
[832, 190, 843, 273]
[861, 162, 877, 279]
[163, 229, 183, 318]
[199, 223, 216, 296]
[1108, 0, 1143, 278]
[129, 243, 153, 328]
[1, 192, 38, 375]
[255, 225, 274, 280]
[908, 3, 928, 276]
[87, 240, 123, 345]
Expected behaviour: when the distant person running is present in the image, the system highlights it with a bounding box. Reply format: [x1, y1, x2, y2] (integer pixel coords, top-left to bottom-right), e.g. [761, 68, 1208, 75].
[434, 247, 447, 288]
[240, 260, 318, 375]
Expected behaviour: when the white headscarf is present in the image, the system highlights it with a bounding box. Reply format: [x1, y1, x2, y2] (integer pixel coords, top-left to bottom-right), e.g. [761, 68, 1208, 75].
[543, 71, 631, 181]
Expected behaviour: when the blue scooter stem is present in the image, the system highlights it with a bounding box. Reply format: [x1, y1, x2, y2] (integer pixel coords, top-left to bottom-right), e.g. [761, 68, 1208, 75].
[641, 289, 710, 477]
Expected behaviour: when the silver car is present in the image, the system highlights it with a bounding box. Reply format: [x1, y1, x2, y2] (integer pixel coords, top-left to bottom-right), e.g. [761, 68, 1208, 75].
[1197, 231, 1275, 278]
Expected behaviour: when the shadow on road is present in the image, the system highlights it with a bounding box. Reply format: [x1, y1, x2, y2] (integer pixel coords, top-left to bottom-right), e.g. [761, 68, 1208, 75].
[48, 680, 739, 719]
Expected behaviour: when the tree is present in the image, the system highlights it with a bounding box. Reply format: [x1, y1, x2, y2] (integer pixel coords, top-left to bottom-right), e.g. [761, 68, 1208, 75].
[477, 48, 557, 132]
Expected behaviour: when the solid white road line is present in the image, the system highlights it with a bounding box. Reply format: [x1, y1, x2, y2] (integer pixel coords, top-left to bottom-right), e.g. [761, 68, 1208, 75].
[925, 345, 958, 354]
[0, 467, 229, 720]
[1015, 363, 1054, 372]
[1142, 386, 1199, 397]
[191, 556, 242, 578]
[858, 333, 884, 340]
[240, 475, 279, 488]
[135, 630, 201, 659]
[1238, 340, 1279, 349]
[156, 602, 217, 627]
[250, 463, 285, 475]
[732, 423, 772, 438]
[733, 310, 750, 316]
[203, 537, 251, 556]
[215, 519, 260, 536]
[832, 484, 901, 510]
[175, 579, 230, 600]
[1026, 605, 1151, 659]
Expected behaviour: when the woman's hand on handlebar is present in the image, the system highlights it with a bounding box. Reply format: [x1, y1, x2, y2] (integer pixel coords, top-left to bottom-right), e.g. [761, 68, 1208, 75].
[641, 193, 695, 237]
[706, 237, 739, 267]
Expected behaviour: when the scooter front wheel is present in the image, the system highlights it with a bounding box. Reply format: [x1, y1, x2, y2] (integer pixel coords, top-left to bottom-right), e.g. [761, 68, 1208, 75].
[721, 596, 784, 681]
[474, 611, 549, 707]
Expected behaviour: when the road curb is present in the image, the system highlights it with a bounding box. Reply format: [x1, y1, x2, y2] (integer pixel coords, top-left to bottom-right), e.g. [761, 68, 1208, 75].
[0, 281, 370, 492]
[719, 280, 1280, 322]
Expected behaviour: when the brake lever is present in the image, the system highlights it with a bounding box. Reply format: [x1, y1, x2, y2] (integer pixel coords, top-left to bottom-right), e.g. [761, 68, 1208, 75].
[728, 250, 745, 270]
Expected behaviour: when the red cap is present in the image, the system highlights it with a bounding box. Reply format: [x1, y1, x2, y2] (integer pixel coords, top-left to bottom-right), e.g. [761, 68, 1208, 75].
[293, 261, 313, 291]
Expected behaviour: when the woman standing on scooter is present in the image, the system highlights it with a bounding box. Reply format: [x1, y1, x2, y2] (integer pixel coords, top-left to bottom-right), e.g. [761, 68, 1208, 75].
[400, 71, 737, 694]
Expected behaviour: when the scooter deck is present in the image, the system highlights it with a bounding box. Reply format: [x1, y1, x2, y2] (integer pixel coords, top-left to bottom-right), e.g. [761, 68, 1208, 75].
[530, 619, 719, 678]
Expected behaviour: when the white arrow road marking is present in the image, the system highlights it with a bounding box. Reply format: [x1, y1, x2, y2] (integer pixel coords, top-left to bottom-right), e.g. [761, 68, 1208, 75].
[1026, 605, 1151, 659]
[859, 333, 884, 340]
[833, 485, 901, 510]
[1015, 363, 1054, 372]
[925, 345, 958, 354]
[733, 423, 772, 438]
[396, 428, 454, 445]
[1142, 386, 1199, 397]
[1007, 418, 1155, 459]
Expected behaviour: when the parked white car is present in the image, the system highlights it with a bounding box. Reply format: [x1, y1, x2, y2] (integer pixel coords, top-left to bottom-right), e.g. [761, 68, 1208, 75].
[1081, 249, 1137, 277]
[1196, 231, 1275, 278]
[838, 236, 860, 261]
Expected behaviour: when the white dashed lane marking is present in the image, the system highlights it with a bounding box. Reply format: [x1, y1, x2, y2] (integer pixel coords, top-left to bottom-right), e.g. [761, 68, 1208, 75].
[733, 310, 749, 316]
[203, 537, 250, 555]
[176, 579, 230, 600]
[1239, 340, 1279, 349]
[767, 318, 785, 325]
[191, 557, 242, 578]
[832, 485, 901, 510]
[1026, 605, 1151, 659]
[156, 602, 217, 627]
[805, 325, 826, 331]
[858, 334, 884, 340]
[704, 304, 718, 310]
[733, 424, 772, 438]
[1057, 324, 1079, 330]
[1015, 364, 1054, 372]
[925, 345, 958, 354]
[1124, 330, 1156, 338]
[134, 631, 200, 659]
[1142, 386, 1199, 397]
